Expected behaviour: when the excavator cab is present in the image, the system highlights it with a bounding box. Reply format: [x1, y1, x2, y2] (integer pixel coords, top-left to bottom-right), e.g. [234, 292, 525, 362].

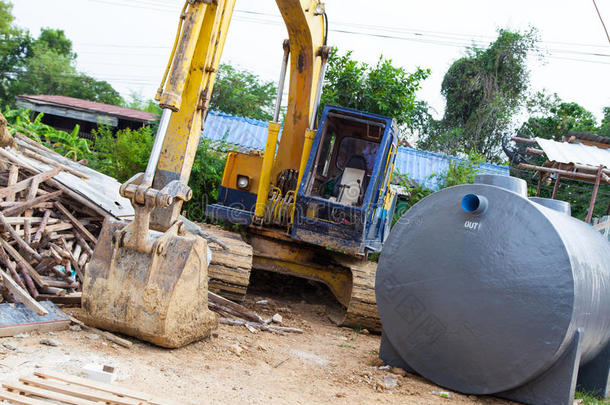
[207, 105, 399, 256]
[293, 105, 399, 255]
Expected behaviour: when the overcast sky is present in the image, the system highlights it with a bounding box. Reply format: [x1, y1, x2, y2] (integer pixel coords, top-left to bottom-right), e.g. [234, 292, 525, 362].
[11, 0, 610, 121]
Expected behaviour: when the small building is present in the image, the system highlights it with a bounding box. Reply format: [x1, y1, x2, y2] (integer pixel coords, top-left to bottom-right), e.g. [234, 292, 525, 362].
[15, 95, 158, 139]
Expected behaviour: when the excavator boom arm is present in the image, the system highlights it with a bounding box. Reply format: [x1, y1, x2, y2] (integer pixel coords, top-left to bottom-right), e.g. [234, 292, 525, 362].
[142, 0, 327, 231]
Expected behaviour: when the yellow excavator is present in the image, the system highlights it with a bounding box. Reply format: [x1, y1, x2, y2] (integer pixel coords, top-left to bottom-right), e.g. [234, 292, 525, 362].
[83, 0, 399, 348]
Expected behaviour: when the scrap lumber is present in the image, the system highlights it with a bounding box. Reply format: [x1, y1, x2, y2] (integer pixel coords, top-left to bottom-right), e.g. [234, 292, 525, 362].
[18, 375, 142, 405]
[0, 167, 61, 200]
[208, 291, 263, 323]
[0, 269, 47, 316]
[0, 371, 174, 405]
[22, 149, 89, 179]
[25, 371, 170, 405]
[4, 165, 18, 202]
[207, 291, 304, 334]
[3, 190, 62, 217]
[55, 202, 97, 244]
[0, 147, 106, 310]
[219, 317, 304, 334]
[68, 315, 132, 348]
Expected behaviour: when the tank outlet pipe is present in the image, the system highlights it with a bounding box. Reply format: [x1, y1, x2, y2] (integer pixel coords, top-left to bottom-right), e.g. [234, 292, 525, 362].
[462, 194, 488, 215]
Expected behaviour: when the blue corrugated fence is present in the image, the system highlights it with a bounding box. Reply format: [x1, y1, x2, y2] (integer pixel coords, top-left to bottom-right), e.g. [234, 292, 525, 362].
[202, 110, 509, 190]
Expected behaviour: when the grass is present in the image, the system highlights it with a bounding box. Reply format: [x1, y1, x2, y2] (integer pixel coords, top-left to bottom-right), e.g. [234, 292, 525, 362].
[575, 391, 610, 405]
[338, 344, 357, 349]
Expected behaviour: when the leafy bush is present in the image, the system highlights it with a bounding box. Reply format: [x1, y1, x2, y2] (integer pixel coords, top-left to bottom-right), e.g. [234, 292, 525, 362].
[393, 152, 486, 225]
[4, 107, 91, 161]
[89, 125, 153, 182]
[434, 152, 485, 189]
[183, 140, 228, 222]
[44, 125, 90, 161]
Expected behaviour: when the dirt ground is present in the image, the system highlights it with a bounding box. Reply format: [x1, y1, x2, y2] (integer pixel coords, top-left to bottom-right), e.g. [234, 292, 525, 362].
[0, 272, 515, 405]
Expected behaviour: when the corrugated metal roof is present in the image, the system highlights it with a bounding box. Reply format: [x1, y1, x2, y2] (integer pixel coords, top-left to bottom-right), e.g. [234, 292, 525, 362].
[203, 111, 275, 151]
[17, 95, 158, 122]
[395, 147, 509, 190]
[536, 137, 610, 168]
[202, 111, 509, 190]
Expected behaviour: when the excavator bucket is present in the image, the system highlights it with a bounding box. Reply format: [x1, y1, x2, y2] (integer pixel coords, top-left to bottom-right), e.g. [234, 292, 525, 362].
[82, 217, 218, 348]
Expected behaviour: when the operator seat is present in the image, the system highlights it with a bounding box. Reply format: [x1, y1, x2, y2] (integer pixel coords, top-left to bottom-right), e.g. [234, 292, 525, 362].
[334, 155, 367, 206]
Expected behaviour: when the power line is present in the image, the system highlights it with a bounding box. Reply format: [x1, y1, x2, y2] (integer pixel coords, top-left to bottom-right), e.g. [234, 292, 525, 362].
[82, 0, 610, 53]
[592, 0, 610, 44]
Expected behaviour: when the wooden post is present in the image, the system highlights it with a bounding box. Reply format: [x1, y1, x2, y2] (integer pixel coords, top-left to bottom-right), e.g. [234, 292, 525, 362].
[536, 175, 542, 197]
[5, 165, 18, 202]
[551, 175, 561, 199]
[586, 165, 604, 224]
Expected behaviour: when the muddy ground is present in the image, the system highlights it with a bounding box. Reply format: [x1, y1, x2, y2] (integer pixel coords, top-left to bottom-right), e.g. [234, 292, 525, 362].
[0, 272, 515, 405]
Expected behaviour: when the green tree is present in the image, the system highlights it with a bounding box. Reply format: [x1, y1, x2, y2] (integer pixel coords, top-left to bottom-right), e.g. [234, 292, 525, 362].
[36, 28, 74, 58]
[320, 49, 430, 136]
[418, 29, 539, 162]
[0, 3, 123, 107]
[0, 0, 13, 33]
[122, 91, 162, 114]
[598, 107, 610, 137]
[0, 1, 31, 106]
[210, 64, 276, 120]
[517, 93, 598, 141]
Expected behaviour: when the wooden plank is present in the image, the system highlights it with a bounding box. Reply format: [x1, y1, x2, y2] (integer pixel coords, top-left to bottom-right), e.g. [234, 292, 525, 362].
[0, 269, 47, 316]
[19, 375, 142, 405]
[44, 222, 73, 233]
[4, 381, 98, 405]
[68, 316, 132, 348]
[5, 164, 19, 202]
[23, 149, 89, 179]
[0, 167, 61, 200]
[0, 149, 109, 219]
[55, 202, 97, 244]
[31, 210, 51, 246]
[33, 370, 168, 405]
[23, 176, 41, 244]
[0, 239, 46, 288]
[3, 190, 63, 217]
[74, 231, 94, 257]
[37, 293, 82, 306]
[2, 216, 58, 226]
[0, 389, 50, 405]
[586, 165, 604, 224]
[39, 277, 78, 289]
[0, 245, 27, 291]
[208, 291, 262, 323]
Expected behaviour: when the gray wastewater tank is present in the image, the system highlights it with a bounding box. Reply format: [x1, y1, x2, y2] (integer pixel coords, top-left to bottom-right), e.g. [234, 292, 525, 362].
[376, 174, 610, 405]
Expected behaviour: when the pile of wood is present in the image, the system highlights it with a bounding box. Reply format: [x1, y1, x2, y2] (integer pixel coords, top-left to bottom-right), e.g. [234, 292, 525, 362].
[0, 370, 169, 404]
[208, 291, 303, 335]
[0, 146, 104, 314]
